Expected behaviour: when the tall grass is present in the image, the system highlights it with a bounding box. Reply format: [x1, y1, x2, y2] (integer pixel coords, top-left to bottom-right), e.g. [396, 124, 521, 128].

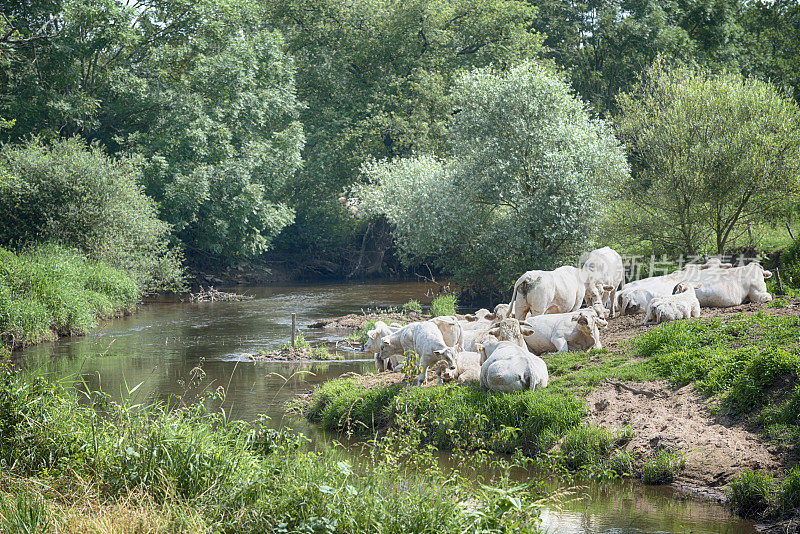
[0, 244, 138, 349]
[0, 366, 545, 533]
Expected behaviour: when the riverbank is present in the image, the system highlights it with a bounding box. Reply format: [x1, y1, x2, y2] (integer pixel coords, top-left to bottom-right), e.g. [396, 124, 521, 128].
[0, 365, 546, 533]
[298, 304, 800, 523]
[0, 245, 140, 351]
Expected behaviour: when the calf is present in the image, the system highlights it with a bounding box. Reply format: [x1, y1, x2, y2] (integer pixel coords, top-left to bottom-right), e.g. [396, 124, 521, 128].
[521, 309, 608, 355]
[643, 282, 701, 325]
[441, 351, 481, 383]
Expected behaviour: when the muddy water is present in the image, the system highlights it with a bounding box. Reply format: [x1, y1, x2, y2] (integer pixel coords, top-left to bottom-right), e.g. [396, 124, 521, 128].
[17, 281, 757, 534]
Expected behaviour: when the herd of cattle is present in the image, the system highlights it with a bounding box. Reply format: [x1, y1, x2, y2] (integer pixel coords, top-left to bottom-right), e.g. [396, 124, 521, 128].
[364, 246, 775, 392]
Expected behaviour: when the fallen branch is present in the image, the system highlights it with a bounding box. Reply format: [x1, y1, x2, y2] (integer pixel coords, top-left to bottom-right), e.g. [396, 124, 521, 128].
[606, 379, 664, 398]
[186, 286, 253, 302]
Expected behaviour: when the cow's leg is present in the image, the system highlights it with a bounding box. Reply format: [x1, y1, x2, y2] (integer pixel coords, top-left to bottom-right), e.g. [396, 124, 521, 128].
[375, 354, 385, 372]
[609, 289, 617, 317]
[415, 364, 427, 386]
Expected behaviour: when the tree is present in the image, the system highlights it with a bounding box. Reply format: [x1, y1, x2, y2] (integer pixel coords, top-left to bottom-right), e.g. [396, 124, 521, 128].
[0, 0, 304, 264]
[0, 137, 183, 291]
[613, 62, 800, 255]
[353, 61, 629, 295]
[266, 0, 542, 254]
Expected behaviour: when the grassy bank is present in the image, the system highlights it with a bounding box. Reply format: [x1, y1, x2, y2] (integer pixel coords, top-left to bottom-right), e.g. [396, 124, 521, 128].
[305, 312, 800, 495]
[0, 366, 544, 533]
[0, 245, 139, 350]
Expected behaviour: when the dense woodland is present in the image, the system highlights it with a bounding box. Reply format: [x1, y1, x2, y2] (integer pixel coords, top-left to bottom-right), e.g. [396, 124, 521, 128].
[2, 0, 800, 298]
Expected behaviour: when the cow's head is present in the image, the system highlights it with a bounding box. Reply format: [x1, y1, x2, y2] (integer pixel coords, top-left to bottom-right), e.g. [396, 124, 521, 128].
[672, 282, 701, 294]
[433, 346, 457, 370]
[476, 334, 500, 364]
[572, 309, 605, 336]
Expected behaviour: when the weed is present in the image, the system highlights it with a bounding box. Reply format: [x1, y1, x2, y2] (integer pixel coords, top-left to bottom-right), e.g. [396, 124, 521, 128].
[0, 492, 50, 534]
[778, 467, 800, 513]
[431, 294, 457, 317]
[559, 424, 616, 470]
[768, 297, 789, 308]
[728, 470, 776, 518]
[641, 449, 684, 484]
[402, 299, 422, 314]
[609, 450, 635, 476]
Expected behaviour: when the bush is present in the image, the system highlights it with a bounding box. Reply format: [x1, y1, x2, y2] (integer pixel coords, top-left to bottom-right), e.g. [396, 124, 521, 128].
[609, 450, 634, 476]
[778, 238, 800, 289]
[728, 470, 776, 518]
[0, 137, 183, 292]
[0, 245, 138, 348]
[641, 449, 684, 485]
[402, 300, 422, 314]
[431, 294, 458, 317]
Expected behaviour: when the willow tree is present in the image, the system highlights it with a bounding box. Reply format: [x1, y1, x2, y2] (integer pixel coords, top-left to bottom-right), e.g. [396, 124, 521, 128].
[613, 62, 800, 255]
[353, 61, 629, 296]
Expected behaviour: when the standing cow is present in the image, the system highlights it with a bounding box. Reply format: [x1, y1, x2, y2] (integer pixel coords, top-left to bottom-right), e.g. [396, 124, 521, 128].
[582, 247, 625, 317]
[509, 266, 609, 320]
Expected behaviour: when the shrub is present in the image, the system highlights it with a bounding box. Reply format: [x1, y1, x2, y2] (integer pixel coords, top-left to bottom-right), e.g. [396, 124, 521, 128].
[609, 450, 634, 477]
[402, 300, 422, 314]
[641, 449, 684, 485]
[0, 137, 183, 292]
[728, 470, 776, 518]
[431, 294, 458, 317]
[778, 238, 800, 289]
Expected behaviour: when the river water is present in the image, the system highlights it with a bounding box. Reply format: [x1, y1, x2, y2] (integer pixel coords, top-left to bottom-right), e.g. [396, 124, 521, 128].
[17, 281, 757, 534]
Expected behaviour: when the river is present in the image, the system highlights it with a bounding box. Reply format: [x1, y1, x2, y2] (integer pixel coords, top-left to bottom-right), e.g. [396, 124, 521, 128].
[17, 281, 757, 534]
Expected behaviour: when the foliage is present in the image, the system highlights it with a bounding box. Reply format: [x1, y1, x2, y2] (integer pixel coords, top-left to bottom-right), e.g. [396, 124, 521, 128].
[354, 62, 629, 294]
[0, 366, 545, 533]
[613, 62, 800, 255]
[0, 492, 50, 534]
[640, 449, 685, 485]
[0, 137, 182, 292]
[0, 0, 304, 265]
[728, 470, 776, 518]
[777, 238, 800, 289]
[266, 0, 541, 253]
[401, 300, 423, 314]
[0, 245, 138, 349]
[779, 467, 800, 513]
[559, 424, 617, 470]
[430, 294, 457, 317]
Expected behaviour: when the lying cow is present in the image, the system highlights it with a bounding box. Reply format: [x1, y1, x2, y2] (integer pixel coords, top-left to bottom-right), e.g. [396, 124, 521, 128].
[582, 246, 625, 317]
[477, 337, 549, 392]
[441, 351, 481, 383]
[510, 266, 609, 320]
[691, 262, 772, 307]
[430, 315, 463, 349]
[521, 308, 608, 355]
[643, 282, 701, 325]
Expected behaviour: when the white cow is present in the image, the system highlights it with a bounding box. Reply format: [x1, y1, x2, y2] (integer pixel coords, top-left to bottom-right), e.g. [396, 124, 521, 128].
[617, 270, 687, 314]
[477, 338, 549, 392]
[430, 315, 463, 349]
[441, 351, 481, 383]
[521, 309, 608, 355]
[691, 262, 772, 307]
[510, 266, 608, 320]
[643, 282, 701, 325]
[382, 321, 457, 386]
[377, 322, 420, 372]
[582, 247, 625, 317]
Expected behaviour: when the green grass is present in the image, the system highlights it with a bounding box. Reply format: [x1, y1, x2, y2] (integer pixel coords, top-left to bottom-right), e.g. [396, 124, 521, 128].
[0, 244, 138, 349]
[632, 313, 800, 450]
[431, 294, 458, 317]
[0, 366, 546, 533]
[641, 449, 685, 485]
[728, 470, 777, 518]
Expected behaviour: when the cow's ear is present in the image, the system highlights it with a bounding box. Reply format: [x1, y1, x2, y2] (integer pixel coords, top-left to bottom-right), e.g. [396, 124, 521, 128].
[596, 317, 608, 328]
[571, 315, 579, 322]
[433, 348, 445, 355]
[763, 271, 773, 279]
[488, 327, 499, 336]
[465, 314, 477, 322]
[578, 316, 589, 325]
[520, 326, 534, 336]
[694, 283, 702, 289]
[485, 313, 497, 321]
[368, 332, 377, 339]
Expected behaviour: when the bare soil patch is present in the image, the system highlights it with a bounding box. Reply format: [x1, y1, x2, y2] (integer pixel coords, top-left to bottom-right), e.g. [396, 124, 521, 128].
[587, 380, 788, 501]
[308, 311, 429, 330]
